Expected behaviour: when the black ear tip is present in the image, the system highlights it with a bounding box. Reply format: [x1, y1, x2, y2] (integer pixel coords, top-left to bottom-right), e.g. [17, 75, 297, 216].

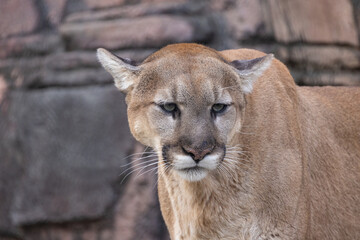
[230, 58, 262, 71]
[116, 55, 138, 66]
[97, 48, 138, 66]
[230, 54, 274, 71]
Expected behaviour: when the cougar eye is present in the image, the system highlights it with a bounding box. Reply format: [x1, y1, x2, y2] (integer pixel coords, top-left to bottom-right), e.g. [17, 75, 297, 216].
[160, 103, 177, 113]
[212, 103, 227, 113]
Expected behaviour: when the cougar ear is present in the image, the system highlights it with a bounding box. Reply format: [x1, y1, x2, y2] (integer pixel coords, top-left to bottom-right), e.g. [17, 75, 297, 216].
[230, 54, 274, 94]
[97, 48, 140, 93]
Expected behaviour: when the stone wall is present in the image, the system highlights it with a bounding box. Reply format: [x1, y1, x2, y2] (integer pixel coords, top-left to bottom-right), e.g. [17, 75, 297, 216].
[0, 0, 359, 239]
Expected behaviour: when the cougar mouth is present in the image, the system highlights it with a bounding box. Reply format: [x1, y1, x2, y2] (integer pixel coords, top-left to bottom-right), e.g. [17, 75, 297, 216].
[181, 166, 204, 171]
[162, 144, 226, 182]
[176, 166, 209, 182]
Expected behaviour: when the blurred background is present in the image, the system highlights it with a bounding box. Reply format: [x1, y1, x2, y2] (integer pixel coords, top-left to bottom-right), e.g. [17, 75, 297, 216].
[0, 0, 359, 239]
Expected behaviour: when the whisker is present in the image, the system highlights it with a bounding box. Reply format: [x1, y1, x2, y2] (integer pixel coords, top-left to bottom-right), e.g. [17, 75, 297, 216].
[120, 168, 139, 185]
[123, 155, 158, 166]
[119, 154, 158, 168]
[226, 147, 246, 150]
[223, 157, 253, 167]
[128, 158, 158, 171]
[224, 157, 252, 165]
[222, 162, 235, 176]
[135, 164, 160, 179]
[226, 148, 251, 155]
[219, 164, 231, 176]
[225, 145, 249, 149]
[225, 152, 250, 158]
[226, 151, 249, 154]
[152, 163, 172, 191]
[217, 165, 225, 177]
[120, 148, 155, 160]
[226, 146, 242, 149]
[226, 151, 251, 159]
[119, 158, 158, 175]
[119, 158, 158, 184]
[134, 161, 160, 178]
[226, 144, 242, 148]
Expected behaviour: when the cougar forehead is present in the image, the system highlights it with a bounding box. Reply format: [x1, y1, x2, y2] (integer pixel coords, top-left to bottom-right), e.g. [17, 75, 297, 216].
[133, 49, 239, 103]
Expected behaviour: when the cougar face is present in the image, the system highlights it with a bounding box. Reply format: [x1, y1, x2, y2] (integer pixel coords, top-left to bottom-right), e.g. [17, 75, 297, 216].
[147, 58, 244, 181]
[97, 43, 273, 182]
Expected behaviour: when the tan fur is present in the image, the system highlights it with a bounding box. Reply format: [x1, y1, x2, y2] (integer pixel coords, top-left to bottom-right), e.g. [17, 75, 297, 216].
[98, 44, 360, 239]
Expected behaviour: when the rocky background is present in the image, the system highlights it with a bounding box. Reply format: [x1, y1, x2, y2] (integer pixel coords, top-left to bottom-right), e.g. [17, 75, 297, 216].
[0, 0, 359, 239]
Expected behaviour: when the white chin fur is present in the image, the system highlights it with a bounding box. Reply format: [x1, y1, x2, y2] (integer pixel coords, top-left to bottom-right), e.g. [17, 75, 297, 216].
[176, 168, 209, 182]
[173, 154, 221, 182]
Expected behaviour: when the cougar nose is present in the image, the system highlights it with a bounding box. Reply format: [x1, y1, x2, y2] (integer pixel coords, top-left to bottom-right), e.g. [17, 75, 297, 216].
[182, 144, 214, 163]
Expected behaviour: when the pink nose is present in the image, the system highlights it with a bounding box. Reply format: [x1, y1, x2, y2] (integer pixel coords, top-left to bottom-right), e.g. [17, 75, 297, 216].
[182, 145, 214, 162]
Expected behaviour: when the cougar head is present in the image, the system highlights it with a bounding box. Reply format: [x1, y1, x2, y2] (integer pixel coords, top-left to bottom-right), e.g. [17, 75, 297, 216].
[97, 43, 272, 182]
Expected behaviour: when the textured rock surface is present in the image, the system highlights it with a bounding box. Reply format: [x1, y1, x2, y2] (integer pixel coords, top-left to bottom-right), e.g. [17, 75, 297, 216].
[15, 144, 168, 240]
[0, 96, 22, 236]
[65, 1, 197, 23]
[0, 50, 154, 88]
[0, 0, 359, 239]
[61, 15, 212, 50]
[43, 0, 68, 26]
[83, 0, 126, 9]
[0, 0, 39, 38]
[112, 144, 168, 240]
[0, 34, 62, 59]
[9, 86, 133, 224]
[225, 0, 271, 40]
[268, 0, 359, 46]
[278, 46, 360, 69]
[292, 70, 360, 86]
